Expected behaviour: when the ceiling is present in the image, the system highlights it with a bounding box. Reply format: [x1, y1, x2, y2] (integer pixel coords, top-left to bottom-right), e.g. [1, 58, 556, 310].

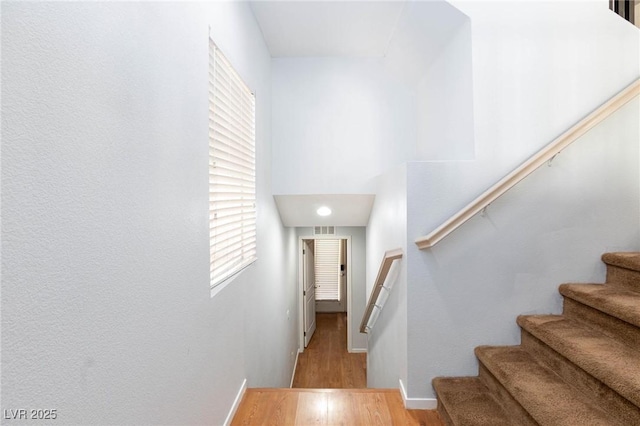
[249, 1, 407, 57]
[274, 194, 375, 227]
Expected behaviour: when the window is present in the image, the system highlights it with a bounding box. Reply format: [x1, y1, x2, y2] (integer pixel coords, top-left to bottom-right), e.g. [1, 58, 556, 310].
[209, 39, 256, 289]
[314, 239, 341, 301]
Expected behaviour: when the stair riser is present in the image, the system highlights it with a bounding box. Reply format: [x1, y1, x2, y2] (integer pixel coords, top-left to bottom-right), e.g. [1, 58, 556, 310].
[432, 253, 640, 425]
[562, 297, 640, 352]
[433, 377, 512, 425]
[436, 399, 455, 426]
[477, 363, 537, 426]
[520, 329, 640, 426]
[606, 265, 640, 293]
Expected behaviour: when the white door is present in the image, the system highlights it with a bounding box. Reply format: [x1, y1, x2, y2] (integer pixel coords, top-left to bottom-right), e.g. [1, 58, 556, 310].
[303, 240, 316, 347]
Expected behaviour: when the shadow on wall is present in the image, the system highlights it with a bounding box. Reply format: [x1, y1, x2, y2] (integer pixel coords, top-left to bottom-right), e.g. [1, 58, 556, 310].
[383, 0, 474, 161]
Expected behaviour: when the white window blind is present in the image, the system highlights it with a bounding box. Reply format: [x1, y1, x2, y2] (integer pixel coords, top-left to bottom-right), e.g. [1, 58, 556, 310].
[314, 239, 341, 301]
[209, 39, 256, 288]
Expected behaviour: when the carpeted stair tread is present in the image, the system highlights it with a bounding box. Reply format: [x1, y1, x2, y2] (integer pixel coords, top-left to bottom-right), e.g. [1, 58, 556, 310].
[559, 283, 640, 328]
[603, 252, 640, 292]
[602, 252, 640, 273]
[433, 253, 640, 424]
[475, 346, 617, 425]
[517, 315, 640, 407]
[432, 377, 511, 426]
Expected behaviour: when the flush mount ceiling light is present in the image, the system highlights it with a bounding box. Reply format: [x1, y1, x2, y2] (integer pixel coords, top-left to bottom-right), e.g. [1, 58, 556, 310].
[316, 206, 332, 216]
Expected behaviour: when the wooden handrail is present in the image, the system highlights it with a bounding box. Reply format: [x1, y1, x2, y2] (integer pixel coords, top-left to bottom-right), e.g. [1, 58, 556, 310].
[360, 248, 403, 334]
[416, 78, 640, 250]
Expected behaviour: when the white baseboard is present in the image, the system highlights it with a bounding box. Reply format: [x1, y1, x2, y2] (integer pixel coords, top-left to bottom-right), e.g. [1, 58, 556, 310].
[224, 378, 247, 426]
[349, 347, 367, 354]
[290, 349, 301, 388]
[399, 379, 437, 410]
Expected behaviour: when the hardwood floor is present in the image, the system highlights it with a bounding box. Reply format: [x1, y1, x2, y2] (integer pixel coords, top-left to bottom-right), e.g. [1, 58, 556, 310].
[230, 388, 443, 426]
[292, 313, 366, 388]
[231, 312, 444, 425]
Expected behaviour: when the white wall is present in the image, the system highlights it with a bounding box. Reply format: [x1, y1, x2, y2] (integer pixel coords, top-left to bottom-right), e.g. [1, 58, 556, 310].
[380, 0, 473, 161]
[296, 227, 368, 352]
[407, 0, 639, 238]
[342, 227, 368, 352]
[449, 0, 640, 183]
[415, 21, 474, 161]
[272, 58, 416, 195]
[401, 0, 640, 399]
[365, 165, 408, 390]
[383, 0, 468, 89]
[406, 97, 640, 399]
[1, 3, 297, 424]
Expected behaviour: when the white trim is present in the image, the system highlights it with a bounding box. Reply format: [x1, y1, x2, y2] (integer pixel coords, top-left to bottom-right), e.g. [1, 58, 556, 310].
[399, 379, 437, 410]
[297, 237, 305, 352]
[210, 264, 249, 298]
[345, 236, 353, 352]
[290, 349, 301, 388]
[223, 378, 247, 426]
[349, 348, 367, 354]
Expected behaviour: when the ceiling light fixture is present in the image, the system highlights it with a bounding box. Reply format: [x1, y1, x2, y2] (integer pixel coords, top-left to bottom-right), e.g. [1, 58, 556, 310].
[316, 206, 332, 216]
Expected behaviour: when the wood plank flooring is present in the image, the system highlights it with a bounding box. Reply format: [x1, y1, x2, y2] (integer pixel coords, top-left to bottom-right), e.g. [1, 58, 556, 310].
[232, 312, 443, 425]
[292, 313, 366, 388]
[231, 388, 443, 426]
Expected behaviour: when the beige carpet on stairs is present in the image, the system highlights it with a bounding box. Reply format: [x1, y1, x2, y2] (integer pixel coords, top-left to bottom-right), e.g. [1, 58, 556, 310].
[432, 252, 640, 426]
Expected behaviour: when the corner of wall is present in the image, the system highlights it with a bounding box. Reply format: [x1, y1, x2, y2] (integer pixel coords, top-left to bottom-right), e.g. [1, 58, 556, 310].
[223, 379, 247, 426]
[399, 379, 437, 410]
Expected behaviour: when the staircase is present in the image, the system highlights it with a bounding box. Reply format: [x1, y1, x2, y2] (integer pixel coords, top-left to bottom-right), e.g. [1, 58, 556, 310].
[433, 252, 640, 425]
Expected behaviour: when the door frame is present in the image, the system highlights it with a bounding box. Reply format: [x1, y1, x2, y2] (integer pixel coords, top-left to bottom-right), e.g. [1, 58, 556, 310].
[302, 239, 316, 348]
[298, 235, 353, 353]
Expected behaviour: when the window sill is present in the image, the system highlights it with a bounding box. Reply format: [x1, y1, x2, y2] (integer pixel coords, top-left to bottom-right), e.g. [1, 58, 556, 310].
[209, 260, 256, 299]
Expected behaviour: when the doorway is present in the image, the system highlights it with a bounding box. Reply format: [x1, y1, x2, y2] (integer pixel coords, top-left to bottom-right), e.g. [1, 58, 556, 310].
[298, 236, 354, 353]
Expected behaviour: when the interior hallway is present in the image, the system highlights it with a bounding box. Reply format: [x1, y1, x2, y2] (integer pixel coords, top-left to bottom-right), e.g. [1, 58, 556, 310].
[292, 313, 366, 388]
